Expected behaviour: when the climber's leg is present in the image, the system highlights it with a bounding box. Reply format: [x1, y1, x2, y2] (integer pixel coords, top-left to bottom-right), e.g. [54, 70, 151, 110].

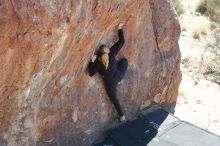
[105, 82, 124, 117]
[117, 58, 128, 74]
[115, 58, 128, 82]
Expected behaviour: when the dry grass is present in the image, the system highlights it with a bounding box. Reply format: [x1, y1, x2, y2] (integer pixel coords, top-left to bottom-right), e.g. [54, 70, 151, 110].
[200, 25, 220, 84]
[171, 0, 185, 16]
[193, 31, 201, 39]
[207, 0, 220, 22]
[192, 17, 209, 39]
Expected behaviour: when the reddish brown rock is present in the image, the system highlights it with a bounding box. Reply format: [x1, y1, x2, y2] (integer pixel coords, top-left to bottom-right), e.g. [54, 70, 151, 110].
[0, 0, 181, 145]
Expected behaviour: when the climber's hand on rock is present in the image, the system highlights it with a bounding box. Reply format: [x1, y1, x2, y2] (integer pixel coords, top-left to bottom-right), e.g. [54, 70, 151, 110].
[91, 54, 97, 62]
[119, 23, 125, 29]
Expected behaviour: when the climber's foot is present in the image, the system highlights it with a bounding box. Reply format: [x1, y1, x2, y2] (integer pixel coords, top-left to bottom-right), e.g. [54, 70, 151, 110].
[119, 115, 126, 123]
[117, 79, 124, 85]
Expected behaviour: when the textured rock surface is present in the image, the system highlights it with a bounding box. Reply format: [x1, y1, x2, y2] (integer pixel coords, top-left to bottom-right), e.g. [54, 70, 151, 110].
[0, 0, 181, 145]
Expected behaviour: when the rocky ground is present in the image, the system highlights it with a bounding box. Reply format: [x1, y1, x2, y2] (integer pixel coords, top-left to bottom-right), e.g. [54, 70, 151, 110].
[174, 0, 220, 136]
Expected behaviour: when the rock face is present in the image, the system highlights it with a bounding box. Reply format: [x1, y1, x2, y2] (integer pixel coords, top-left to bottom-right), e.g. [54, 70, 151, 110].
[0, 0, 181, 145]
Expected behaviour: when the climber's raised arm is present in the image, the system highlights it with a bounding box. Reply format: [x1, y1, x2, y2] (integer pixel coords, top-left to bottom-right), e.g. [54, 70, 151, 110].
[89, 55, 100, 76]
[110, 23, 125, 55]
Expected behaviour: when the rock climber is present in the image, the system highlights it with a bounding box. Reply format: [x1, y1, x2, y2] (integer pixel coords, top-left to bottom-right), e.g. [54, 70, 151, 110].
[88, 23, 128, 122]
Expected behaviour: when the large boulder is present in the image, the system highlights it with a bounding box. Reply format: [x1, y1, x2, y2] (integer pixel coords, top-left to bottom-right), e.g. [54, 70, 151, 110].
[0, 0, 181, 145]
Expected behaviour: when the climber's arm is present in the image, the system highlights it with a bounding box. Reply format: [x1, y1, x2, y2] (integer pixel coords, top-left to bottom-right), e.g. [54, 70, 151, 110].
[110, 29, 125, 55]
[89, 59, 100, 76]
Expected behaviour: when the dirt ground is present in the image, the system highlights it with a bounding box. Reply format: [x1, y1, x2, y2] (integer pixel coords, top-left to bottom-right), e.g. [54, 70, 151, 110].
[173, 0, 220, 136]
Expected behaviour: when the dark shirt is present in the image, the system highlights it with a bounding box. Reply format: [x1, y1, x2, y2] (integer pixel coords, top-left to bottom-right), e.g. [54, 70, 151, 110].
[89, 29, 125, 81]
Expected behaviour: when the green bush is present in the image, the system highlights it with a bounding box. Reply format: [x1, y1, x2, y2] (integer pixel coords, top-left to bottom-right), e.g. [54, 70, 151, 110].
[171, 0, 185, 16]
[196, 0, 208, 14]
[196, 0, 220, 22]
[210, 22, 217, 30]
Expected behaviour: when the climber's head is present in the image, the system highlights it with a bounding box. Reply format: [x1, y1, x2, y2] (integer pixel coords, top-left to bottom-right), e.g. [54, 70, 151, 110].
[99, 45, 110, 54]
[98, 45, 109, 70]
